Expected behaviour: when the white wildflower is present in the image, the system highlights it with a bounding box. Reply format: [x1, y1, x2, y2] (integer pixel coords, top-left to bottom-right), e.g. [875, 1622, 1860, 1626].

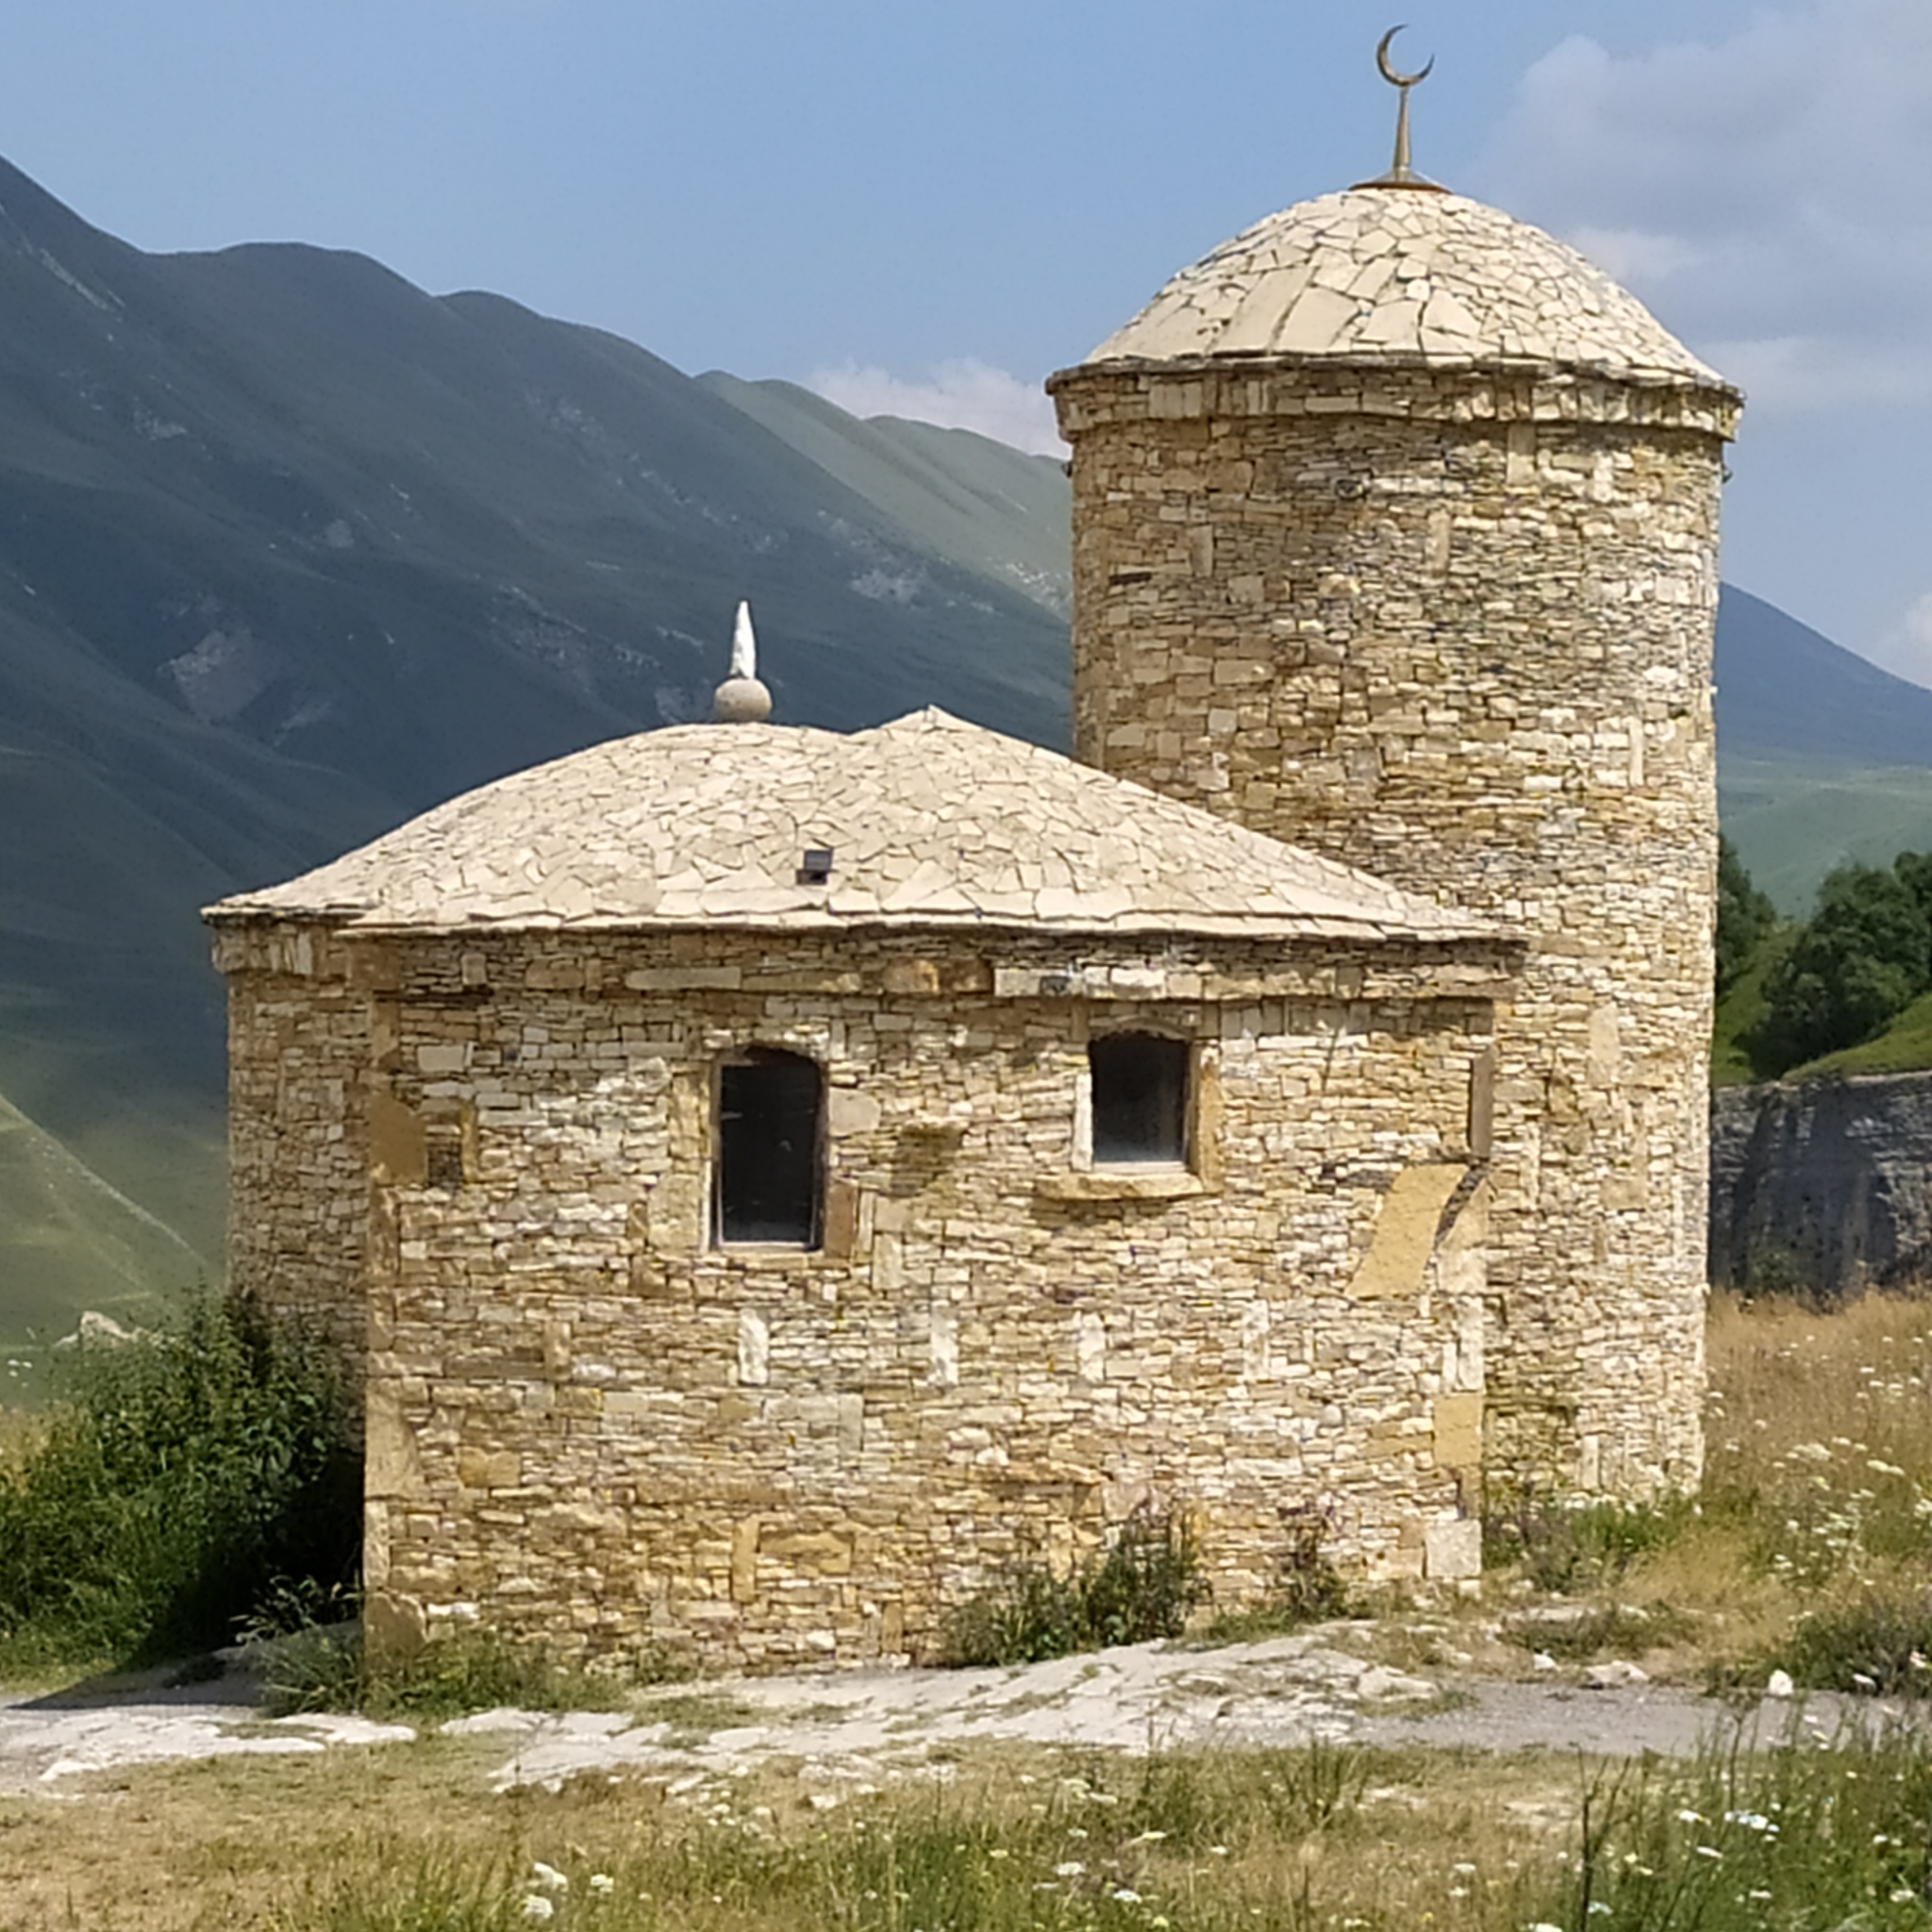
[521, 1901, 556, 1924]
[1112, 1887, 1143, 1903]
[531, 1863, 570, 1892]
[589, 1874, 615, 1894]
[1055, 1860, 1086, 1877]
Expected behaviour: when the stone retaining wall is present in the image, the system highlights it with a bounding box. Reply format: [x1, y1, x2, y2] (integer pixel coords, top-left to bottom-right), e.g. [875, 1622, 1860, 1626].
[1711, 1073, 1932, 1296]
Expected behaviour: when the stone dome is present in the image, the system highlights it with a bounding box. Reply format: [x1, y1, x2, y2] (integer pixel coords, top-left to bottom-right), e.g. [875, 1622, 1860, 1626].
[1076, 188, 1725, 387]
[208, 708, 1491, 942]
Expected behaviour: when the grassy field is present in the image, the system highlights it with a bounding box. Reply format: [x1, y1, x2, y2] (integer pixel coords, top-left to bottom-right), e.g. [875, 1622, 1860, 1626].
[9, 1293, 1932, 1929]
[1718, 758, 1932, 917]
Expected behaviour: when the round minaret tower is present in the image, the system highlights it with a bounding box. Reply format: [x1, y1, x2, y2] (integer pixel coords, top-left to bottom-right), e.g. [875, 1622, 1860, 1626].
[1048, 56, 1740, 1498]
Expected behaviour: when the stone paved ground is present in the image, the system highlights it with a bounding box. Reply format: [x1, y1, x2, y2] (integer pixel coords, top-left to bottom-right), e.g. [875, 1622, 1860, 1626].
[0, 1630, 1872, 1800]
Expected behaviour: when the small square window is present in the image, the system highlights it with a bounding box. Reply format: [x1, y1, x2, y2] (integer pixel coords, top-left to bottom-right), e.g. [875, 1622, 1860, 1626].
[715, 1049, 824, 1245]
[1090, 1033, 1189, 1166]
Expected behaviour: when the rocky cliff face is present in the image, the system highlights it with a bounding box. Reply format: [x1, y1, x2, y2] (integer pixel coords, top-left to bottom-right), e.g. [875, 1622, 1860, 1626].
[1710, 1074, 1932, 1294]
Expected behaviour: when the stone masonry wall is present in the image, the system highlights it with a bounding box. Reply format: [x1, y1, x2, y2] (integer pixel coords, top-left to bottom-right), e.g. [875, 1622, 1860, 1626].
[219, 920, 372, 1368]
[327, 923, 1511, 1673]
[1050, 361, 1737, 1497]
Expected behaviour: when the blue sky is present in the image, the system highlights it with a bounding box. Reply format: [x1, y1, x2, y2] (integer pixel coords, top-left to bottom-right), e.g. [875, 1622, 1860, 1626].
[3, 1, 1927, 675]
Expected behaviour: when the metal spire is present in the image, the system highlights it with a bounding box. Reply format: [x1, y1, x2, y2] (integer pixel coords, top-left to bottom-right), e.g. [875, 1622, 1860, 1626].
[1352, 26, 1448, 192]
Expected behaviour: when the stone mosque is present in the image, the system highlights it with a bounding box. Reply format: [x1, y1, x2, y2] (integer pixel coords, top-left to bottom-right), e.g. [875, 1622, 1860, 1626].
[207, 45, 1740, 1671]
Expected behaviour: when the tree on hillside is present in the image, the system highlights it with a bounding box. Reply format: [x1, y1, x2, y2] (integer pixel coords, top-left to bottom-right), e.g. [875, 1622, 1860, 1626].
[1757, 863, 1932, 1072]
[1892, 850, 1932, 956]
[1716, 837, 1777, 994]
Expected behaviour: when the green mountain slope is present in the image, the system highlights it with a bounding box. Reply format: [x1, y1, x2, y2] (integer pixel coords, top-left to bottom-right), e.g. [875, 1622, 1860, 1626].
[0, 153, 1071, 1347]
[698, 375, 1072, 614]
[1714, 589, 1932, 912]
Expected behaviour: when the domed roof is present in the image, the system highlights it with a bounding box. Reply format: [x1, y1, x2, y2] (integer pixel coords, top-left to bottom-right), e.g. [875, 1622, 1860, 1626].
[208, 708, 1491, 944]
[1075, 188, 1725, 387]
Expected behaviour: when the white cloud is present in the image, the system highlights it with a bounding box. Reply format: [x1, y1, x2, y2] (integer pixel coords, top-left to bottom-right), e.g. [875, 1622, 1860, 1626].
[806, 358, 1065, 456]
[1871, 591, 1932, 688]
[1482, 1, 1932, 411]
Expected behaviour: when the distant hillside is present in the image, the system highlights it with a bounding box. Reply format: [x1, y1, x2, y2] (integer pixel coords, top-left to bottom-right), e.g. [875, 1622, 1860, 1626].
[698, 375, 1071, 614]
[0, 152, 1069, 1344]
[1715, 588, 1932, 911]
[1715, 588, 1932, 767]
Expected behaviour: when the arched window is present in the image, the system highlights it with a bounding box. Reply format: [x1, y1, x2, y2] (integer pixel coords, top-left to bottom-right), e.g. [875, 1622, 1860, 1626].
[715, 1048, 824, 1246]
[1089, 1032, 1190, 1166]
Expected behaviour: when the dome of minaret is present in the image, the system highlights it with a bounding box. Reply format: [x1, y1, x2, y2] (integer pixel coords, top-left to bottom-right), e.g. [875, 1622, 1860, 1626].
[1073, 188, 1729, 390]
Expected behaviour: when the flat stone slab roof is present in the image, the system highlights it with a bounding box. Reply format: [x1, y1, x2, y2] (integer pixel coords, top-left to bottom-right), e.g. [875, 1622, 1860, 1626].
[208, 708, 1494, 944]
[1071, 187, 1727, 387]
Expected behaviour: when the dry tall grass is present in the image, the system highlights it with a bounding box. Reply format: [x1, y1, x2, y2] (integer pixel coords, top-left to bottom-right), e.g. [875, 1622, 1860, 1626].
[1478, 1291, 1932, 1689]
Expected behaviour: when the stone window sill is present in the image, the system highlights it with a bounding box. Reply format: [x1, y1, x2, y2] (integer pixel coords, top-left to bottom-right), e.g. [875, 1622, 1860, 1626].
[1036, 1168, 1208, 1202]
[708, 1243, 824, 1271]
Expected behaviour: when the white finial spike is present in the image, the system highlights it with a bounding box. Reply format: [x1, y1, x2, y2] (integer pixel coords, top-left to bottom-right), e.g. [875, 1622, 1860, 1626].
[730, 599, 758, 680]
[712, 597, 774, 723]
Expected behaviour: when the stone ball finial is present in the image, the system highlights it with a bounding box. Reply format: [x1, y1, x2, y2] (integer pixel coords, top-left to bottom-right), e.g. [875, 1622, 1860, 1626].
[711, 599, 773, 723]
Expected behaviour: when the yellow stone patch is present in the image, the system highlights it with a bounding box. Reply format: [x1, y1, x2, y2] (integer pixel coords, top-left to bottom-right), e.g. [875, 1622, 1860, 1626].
[1432, 1392, 1484, 1470]
[1349, 1164, 1467, 1301]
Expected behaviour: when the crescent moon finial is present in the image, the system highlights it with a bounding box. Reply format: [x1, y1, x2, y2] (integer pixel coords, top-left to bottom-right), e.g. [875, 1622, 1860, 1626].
[1355, 25, 1447, 192]
[1376, 25, 1435, 91]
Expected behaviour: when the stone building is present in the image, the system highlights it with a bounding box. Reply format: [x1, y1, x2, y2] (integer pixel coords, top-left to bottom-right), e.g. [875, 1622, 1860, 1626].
[208, 120, 1737, 1669]
[208, 710, 1515, 1667]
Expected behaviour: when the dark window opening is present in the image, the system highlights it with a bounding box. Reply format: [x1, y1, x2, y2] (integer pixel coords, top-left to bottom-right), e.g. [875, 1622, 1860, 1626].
[1090, 1033, 1189, 1166]
[716, 1049, 824, 1245]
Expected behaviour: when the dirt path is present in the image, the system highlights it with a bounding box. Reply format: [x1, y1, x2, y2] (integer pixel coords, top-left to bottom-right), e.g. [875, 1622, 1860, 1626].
[0, 1629, 1874, 1798]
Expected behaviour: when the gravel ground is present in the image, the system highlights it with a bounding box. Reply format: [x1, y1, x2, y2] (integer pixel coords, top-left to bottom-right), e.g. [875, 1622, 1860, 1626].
[0, 1627, 1889, 1798]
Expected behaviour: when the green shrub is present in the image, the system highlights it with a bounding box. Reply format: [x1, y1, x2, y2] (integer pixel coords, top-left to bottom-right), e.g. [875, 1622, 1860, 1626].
[1199, 1503, 1353, 1643]
[259, 1623, 643, 1722]
[1483, 1490, 1695, 1595]
[1509, 1602, 1690, 1663]
[943, 1505, 1209, 1666]
[0, 1292, 359, 1670]
[1753, 1587, 1932, 1697]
